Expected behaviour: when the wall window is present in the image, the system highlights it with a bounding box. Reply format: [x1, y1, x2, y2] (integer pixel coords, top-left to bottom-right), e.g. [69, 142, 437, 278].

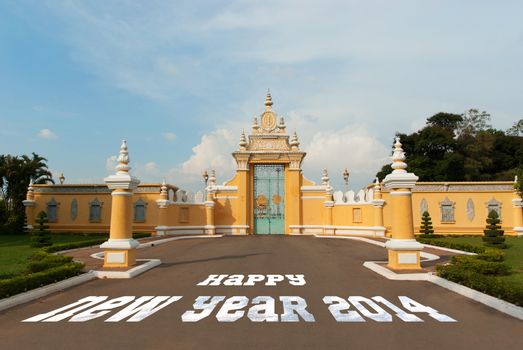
[179, 207, 189, 223]
[70, 199, 78, 221]
[89, 198, 103, 223]
[46, 198, 59, 222]
[485, 198, 502, 220]
[352, 208, 362, 223]
[439, 197, 455, 223]
[134, 199, 147, 222]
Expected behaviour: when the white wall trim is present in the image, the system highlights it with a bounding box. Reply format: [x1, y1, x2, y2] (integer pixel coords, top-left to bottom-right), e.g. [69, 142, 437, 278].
[301, 185, 327, 192]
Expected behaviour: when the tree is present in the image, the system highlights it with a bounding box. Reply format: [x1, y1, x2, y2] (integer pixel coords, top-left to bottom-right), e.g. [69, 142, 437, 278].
[426, 112, 463, 134]
[419, 211, 434, 236]
[0, 153, 53, 233]
[30, 211, 52, 248]
[457, 109, 491, 137]
[482, 210, 506, 249]
[506, 119, 523, 136]
[375, 110, 523, 183]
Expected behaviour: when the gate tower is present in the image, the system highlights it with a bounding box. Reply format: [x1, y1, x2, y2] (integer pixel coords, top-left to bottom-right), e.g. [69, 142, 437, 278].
[232, 92, 306, 234]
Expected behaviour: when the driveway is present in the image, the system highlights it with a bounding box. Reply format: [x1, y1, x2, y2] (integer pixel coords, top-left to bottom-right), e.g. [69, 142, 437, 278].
[0, 236, 521, 349]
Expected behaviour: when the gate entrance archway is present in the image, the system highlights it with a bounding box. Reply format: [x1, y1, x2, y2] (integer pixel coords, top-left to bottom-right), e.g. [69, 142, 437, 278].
[253, 164, 285, 234]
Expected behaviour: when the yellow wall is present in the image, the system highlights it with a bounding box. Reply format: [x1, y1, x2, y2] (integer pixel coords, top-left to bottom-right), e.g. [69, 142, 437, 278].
[31, 184, 164, 233]
[28, 180, 521, 237]
[382, 182, 518, 236]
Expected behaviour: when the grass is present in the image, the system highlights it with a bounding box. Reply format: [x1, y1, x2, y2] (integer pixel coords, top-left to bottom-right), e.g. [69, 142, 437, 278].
[423, 236, 523, 286]
[0, 233, 107, 278]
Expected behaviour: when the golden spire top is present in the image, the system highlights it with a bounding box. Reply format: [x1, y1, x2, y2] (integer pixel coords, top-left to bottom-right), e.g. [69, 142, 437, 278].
[264, 89, 273, 110]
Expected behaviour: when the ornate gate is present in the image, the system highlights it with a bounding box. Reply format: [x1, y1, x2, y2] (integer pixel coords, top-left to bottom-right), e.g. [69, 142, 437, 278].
[253, 164, 285, 234]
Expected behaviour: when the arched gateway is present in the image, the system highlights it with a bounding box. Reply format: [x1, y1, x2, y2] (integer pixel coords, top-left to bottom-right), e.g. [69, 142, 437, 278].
[232, 92, 305, 234]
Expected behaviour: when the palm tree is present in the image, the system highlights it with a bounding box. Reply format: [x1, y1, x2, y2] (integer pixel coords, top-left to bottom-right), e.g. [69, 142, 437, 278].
[0, 153, 53, 215]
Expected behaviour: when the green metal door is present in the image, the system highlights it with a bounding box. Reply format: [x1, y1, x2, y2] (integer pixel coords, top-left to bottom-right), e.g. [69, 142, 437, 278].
[253, 164, 285, 234]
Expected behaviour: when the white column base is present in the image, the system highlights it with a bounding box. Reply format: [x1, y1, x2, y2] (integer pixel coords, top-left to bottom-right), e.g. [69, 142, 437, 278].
[385, 239, 424, 251]
[514, 226, 523, 236]
[100, 238, 140, 250]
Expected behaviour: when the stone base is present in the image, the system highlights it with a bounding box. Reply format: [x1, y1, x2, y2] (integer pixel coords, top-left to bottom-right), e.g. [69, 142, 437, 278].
[514, 226, 523, 237]
[387, 250, 421, 270]
[323, 226, 335, 235]
[103, 249, 136, 268]
[204, 225, 216, 235]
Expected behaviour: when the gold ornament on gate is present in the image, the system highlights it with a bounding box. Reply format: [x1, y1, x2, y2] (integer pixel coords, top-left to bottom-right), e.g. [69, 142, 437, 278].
[256, 194, 268, 209]
[272, 194, 281, 205]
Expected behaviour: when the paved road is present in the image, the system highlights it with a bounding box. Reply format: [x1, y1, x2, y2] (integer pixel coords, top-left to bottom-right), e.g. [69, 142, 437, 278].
[0, 236, 522, 349]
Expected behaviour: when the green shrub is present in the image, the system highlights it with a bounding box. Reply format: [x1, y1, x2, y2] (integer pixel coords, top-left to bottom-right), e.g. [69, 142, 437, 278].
[483, 210, 506, 249]
[41, 232, 151, 253]
[437, 264, 523, 306]
[26, 252, 74, 273]
[30, 211, 52, 247]
[477, 249, 505, 262]
[42, 239, 107, 253]
[419, 211, 435, 235]
[416, 238, 486, 254]
[0, 263, 84, 299]
[449, 255, 510, 276]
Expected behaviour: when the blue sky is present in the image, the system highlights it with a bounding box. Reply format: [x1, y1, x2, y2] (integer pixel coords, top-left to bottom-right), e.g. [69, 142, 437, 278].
[0, 1, 522, 192]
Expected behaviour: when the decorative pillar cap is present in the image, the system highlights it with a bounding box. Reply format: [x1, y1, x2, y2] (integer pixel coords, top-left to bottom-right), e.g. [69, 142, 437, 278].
[391, 136, 407, 174]
[264, 89, 273, 110]
[383, 137, 418, 190]
[321, 168, 330, 186]
[290, 131, 300, 150]
[278, 115, 286, 132]
[104, 139, 140, 190]
[239, 130, 248, 150]
[252, 116, 259, 133]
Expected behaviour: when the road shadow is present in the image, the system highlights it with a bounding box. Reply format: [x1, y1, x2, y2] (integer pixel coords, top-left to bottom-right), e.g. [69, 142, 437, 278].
[158, 252, 270, 267]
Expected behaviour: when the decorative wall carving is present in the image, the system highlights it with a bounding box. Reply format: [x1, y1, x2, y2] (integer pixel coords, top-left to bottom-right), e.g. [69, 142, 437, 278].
[439, 197, 455, 223]
[249, 138, 290, 151]
[485, 197, 502, 219]
[420, 198, 428, 216]
[467, 198, 475, 221]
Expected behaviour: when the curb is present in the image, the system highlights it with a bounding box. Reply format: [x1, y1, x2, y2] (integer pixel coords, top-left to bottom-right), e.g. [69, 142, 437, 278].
[362, 261, 523, 321]
[420, 242, 477, 255]
[0, 271, 96, 313]
[320, 235, 523, 321]
[93, 259, 161, 279]
[428, 274, 523, 321]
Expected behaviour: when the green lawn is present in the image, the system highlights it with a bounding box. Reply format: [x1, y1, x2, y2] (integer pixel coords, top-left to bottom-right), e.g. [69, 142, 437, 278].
[0, 233, 107, 278]
[426, 236, 523, 286]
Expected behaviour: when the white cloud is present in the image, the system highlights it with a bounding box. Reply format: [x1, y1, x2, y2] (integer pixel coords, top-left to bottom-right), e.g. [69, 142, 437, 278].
[165, 129, 237, 187]
[105, 155, 117, 174]
[144, 161, 158, 172]
[302, 125, 390, 190]
[181, 129, 237, 177]
[162, 132, 177, 141]
[37, 128, 57, 139]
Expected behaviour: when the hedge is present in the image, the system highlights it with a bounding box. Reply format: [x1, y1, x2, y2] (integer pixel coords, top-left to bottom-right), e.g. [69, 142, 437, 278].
[436, 249, 523, 306]
[0, 262, 84, 298]
[416, 237, 487, 254]
[437, 265, 523, 306]
[42, 232, 151, 253]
